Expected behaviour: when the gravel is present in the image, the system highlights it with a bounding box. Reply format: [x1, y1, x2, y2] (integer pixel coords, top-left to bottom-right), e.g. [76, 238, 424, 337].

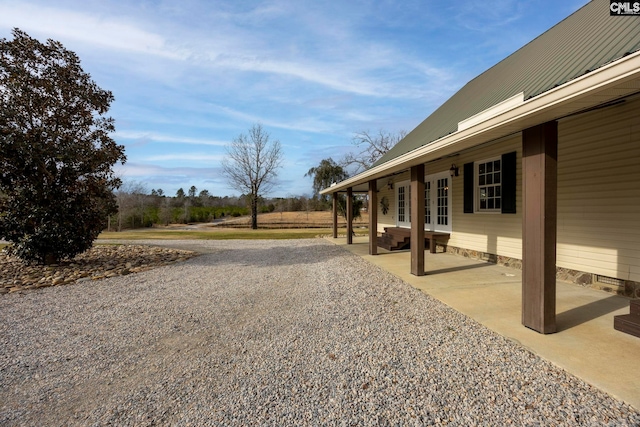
[1, 239, 638, 426]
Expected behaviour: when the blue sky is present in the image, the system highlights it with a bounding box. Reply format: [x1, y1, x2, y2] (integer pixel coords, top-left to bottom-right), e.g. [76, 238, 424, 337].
[1, 0, 589, 198]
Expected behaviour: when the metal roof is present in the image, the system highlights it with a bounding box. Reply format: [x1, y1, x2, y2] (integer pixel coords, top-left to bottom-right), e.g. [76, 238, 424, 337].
[374, 0, 640, 167]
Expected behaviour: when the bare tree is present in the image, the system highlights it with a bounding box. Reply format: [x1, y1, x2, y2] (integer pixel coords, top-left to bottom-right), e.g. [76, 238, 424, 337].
[222, 124, 283, 229]
[341, 129, 407, 174]
[115, 181, 147, 231]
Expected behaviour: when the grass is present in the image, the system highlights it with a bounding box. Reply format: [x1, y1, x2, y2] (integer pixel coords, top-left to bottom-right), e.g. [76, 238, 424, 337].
[98, 227, 368, 240]
[1, 212, 369, 244]
[99, 211, 369, 241]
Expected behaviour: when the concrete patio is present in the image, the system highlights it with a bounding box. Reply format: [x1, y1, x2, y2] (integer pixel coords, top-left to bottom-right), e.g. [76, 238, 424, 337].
[327, 236, 640, 410]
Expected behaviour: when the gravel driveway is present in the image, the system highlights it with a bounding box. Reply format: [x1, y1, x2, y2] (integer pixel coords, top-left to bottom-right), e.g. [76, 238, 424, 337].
[1, 239, 638, 426]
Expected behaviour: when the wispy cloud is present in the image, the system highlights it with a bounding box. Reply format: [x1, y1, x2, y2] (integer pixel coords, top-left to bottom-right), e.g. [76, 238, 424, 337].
[450, 0, 526, 32]
[141, 153, 225, 163]
[115, 131, 228, 147]
[0, 2, 184, 59]
[2, 1, 455, 102]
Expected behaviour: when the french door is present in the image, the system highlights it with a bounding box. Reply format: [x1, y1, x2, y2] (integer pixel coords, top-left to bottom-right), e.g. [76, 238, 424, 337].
[396, 182, 411, 228]
[425, 172, 452, 233]
[397, 171, 451, 232]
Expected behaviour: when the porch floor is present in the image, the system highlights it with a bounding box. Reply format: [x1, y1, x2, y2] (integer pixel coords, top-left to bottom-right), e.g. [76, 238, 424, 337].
[327, 236, 640, 410]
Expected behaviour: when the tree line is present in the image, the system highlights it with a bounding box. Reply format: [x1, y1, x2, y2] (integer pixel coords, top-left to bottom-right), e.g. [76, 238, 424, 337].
[111, 182, 329, 231]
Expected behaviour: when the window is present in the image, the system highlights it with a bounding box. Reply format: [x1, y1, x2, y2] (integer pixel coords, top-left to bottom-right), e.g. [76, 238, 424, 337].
[476, 158, 501, 212]
[437, 177, 449, 224]
[398, 185, 406, 222]
[463, 151, 516, 214]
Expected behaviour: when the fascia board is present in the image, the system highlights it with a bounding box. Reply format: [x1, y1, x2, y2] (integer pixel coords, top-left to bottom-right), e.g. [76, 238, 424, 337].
[321, 51, 640, 195]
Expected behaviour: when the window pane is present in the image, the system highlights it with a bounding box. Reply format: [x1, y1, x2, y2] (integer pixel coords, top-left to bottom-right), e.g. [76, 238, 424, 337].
[477, 159, 502, 212]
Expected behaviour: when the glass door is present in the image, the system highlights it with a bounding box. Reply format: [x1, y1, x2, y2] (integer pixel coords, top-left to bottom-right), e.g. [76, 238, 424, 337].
[425, 172, 452, 233]
[396, 182, 411, 228]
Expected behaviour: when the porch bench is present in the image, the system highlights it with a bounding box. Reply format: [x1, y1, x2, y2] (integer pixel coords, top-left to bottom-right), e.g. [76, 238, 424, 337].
[379, 227, 450, 253]
[424, 231, 450, 254]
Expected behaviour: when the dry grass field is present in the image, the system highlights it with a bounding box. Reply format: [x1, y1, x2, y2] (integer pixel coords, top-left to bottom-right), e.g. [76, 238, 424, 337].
[98, 210, 369, 240]
[218, 210, 369, 228]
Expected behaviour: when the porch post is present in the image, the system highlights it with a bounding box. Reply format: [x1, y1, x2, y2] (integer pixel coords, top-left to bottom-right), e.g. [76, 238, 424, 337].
[346, 187, 353, 245]
[522, 121, 558, 334]
[368, 180, 378, 255]
[411, 164, 425, 276]
[332, 192, 338, 239]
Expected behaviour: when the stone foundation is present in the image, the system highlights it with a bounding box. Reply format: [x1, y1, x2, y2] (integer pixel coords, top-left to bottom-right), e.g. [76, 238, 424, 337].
[444, 245, 640, 298]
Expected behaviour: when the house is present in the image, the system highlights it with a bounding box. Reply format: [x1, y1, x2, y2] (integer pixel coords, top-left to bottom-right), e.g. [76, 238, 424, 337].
[320, 0, 640, 334]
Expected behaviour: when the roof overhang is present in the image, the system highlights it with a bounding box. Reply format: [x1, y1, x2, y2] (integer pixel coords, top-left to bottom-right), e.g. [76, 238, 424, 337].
[321, 50, 640, 194]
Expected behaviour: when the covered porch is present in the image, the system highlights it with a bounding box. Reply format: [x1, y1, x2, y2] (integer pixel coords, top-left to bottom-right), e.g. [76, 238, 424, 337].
[327, 235, 640, 410]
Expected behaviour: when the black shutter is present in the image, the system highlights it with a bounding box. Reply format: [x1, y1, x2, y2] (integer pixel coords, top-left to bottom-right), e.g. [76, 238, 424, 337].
[463, 162, 474, 213]
[501, 151, 517, 214]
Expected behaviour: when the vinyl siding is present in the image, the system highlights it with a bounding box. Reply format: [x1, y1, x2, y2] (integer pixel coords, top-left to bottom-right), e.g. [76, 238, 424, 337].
[448, 135, 523, 259]
[557, 97, 640, 281]
[374, 98, 639, 283]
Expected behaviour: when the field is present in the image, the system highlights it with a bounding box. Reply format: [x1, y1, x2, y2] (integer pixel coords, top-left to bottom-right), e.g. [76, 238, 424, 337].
[98, 211, 369, 240]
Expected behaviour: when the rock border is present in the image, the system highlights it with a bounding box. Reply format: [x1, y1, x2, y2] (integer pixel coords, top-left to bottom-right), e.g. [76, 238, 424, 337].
[0, 244, 198, 294]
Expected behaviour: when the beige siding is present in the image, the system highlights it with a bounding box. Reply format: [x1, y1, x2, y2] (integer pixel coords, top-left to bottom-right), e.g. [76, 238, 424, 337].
[448, 135, 523, 259]
[557, 97, 640, 282]
[376, 171, 409, 233]
[375, 99, 639, 282]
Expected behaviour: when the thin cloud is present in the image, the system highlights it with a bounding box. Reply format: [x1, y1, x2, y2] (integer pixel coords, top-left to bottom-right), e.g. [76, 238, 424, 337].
[142, 153, 225, 163]
[0, 2, 184, 59]
[1, 2, 454, 101]
[451, 0, 526, 32]
[115, 131, 228, 146]
[208, 104, 340, 134]
[115, 163, 221, 179]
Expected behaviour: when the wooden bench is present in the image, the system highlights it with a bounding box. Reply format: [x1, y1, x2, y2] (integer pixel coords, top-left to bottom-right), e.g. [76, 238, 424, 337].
[378, 227, 450, 253]
[614, 299, 640, 338]
[425, 231, 451, 253]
